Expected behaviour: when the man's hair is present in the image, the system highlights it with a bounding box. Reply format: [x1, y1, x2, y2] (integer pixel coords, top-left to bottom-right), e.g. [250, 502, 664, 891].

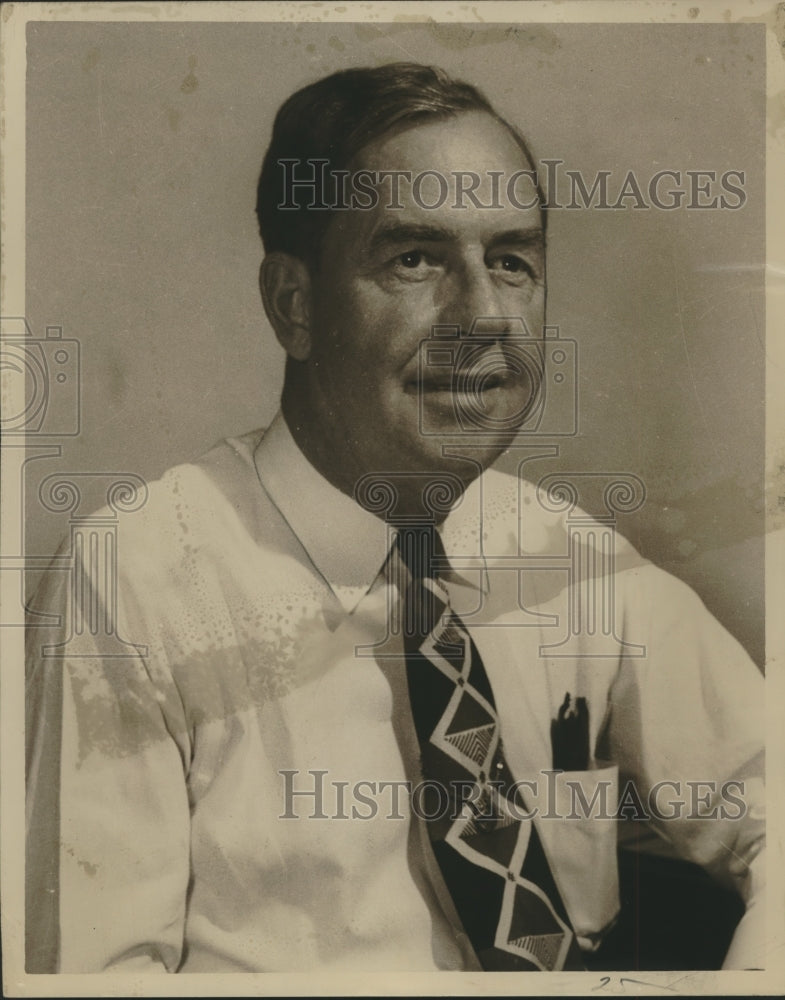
[256, 62, 542, 268]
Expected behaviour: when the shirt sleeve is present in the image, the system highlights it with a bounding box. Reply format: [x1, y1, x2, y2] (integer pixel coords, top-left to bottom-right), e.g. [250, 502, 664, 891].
[25, 532, 192, 973]
[604, 562, 765, 969]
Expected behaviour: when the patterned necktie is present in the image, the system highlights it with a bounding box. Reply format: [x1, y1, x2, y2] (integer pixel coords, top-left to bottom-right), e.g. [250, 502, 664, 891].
[394, 523, 584, 971]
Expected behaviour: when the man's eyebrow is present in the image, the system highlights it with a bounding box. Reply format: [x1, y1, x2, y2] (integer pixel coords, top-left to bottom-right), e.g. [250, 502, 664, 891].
[366, 223, 455, 255]
[488, 228, 545, 249]
[366, 223, 545, 257]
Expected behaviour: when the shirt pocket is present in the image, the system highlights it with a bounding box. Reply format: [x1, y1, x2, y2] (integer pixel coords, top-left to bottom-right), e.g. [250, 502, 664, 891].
[539, 762, 620, 949]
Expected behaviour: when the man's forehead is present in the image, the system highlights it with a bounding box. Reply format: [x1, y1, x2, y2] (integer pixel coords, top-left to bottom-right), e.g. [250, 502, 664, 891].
[355, 109, 534, 174]
[324, 184, 544, 256]
[315, 111, 544, 255]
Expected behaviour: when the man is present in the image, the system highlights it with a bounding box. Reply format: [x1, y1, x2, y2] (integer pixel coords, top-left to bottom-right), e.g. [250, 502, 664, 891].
[26, 63, 764, 974]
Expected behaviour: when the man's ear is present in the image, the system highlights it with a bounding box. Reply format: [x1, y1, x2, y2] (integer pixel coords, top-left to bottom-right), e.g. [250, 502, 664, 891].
[259, 253, 313, 361]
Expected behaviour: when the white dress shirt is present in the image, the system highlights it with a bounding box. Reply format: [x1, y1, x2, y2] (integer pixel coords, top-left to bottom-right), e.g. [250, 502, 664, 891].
[25, 412, 765, 973]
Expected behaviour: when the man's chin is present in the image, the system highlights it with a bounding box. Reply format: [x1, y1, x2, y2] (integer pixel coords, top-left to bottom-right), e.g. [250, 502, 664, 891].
[351, 424, 516, 520]
[360, 397, 521, 487]
[415, 385, 535, 437]
[407, 430, 516, 481]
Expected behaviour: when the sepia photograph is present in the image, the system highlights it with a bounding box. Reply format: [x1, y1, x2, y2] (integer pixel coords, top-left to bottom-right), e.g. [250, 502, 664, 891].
[2, 2, 783, 995]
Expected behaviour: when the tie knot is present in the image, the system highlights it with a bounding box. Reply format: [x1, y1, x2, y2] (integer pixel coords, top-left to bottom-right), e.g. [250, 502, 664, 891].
[393, 524, 447, 583]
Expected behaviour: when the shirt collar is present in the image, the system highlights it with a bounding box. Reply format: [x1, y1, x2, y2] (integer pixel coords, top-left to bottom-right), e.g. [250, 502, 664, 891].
[253, 411, 488, 613]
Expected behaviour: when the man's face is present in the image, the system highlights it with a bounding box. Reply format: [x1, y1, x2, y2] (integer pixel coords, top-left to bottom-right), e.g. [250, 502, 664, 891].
[301, 111, 546, 489]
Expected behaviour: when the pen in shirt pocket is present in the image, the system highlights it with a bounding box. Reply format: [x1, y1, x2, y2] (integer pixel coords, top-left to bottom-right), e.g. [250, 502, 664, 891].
[551, 691, 590, 771]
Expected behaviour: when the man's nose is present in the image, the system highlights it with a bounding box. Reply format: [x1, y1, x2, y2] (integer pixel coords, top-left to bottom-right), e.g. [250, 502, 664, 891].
[447, 261, 514, 339]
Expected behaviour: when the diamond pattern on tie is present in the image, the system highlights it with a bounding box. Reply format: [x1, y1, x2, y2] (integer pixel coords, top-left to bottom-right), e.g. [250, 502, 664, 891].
[445, 726, 495, 767]
[432, 620, 466, 668]
[508, 933, 567, 970]
[459, 807, 519, 867]
[393, 524, 583, 972]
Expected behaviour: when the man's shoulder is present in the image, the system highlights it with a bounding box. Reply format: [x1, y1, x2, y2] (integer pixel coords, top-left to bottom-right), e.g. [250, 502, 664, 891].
[84, 428, 276, 575]
[468, 468, 732, 637]
[125, 426, 264, 517]
[460, 466, 641, 562]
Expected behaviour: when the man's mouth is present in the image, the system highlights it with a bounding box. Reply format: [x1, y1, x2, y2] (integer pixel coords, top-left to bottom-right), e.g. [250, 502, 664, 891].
[406, 369, 515, 393]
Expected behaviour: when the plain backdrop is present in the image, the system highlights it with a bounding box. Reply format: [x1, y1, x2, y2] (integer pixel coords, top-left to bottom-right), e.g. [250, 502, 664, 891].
[24, 20, 766, 666]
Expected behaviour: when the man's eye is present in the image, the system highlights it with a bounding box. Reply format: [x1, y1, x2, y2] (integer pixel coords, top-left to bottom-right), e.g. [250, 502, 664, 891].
[398, 251, 424, 268]
[387, 249, 436, 282]
[488, 253, 541, 286]
[497, 255, 530, 274]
